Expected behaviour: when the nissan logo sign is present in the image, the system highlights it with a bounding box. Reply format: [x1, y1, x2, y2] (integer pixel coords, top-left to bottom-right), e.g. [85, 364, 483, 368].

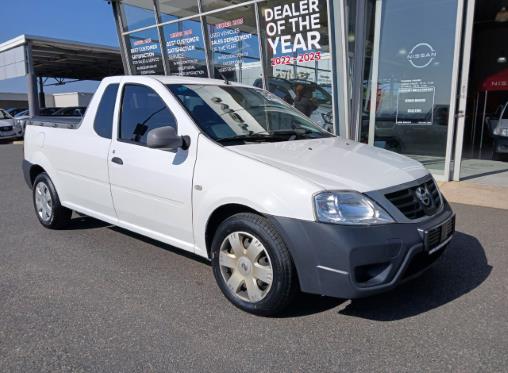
[407, 43, 437, 69]
[415, 186, 432, 208]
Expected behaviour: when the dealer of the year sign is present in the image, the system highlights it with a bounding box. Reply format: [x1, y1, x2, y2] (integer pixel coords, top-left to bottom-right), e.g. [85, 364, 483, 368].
[264, 0, 322, 56]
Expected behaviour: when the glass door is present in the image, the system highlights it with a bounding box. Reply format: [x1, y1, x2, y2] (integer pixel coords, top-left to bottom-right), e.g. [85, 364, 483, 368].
[366, 0, 465, 180]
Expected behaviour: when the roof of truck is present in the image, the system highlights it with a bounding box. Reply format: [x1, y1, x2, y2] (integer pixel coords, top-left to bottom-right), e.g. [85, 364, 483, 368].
[149, 75, 253, 88]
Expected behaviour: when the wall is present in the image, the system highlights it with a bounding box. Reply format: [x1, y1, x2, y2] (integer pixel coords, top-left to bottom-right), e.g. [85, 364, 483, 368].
[51, 92, 93, 108]
[0, 92, 54, 109]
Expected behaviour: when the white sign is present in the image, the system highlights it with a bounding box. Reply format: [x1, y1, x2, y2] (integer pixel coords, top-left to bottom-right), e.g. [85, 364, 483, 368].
[407, 43, 437, 69]
[264, 0, 322, 55]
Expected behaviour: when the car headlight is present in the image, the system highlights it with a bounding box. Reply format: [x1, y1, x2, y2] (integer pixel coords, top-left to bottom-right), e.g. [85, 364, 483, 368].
[314, 191, 394, 225]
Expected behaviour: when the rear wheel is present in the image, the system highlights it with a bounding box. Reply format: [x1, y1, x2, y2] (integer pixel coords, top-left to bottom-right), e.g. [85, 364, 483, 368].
[211, 213, 297, 316]
[33, 172, 72, 229]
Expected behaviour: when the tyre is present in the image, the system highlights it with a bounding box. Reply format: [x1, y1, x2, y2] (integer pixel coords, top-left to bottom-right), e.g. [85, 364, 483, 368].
[33, 172, 72, 229]
[211, 213, 297, 316]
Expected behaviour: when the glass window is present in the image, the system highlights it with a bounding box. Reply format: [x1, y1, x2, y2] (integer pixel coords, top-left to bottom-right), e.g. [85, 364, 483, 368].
[119, 84, 176, 145]
[259, 0, 334, 132]
[94, 84, 119, 139]
[0, 110, 12, 119]
[206, 5, 262, 85]
[120, 0, 157, 31]
[369, 0, 459, 175]
[201, 0, 250, 13]
[124, 27, 165, 75]
[162, 18, 208, 77]
[167, 84, 332, 145]
[157, 0, 199, 23]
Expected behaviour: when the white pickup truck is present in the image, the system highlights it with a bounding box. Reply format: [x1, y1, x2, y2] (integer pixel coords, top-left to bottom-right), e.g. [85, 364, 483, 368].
[23, 76, 455, 316]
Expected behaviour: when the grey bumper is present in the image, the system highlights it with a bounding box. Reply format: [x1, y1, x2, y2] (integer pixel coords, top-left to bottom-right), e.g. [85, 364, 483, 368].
[268, 201, 455, 299]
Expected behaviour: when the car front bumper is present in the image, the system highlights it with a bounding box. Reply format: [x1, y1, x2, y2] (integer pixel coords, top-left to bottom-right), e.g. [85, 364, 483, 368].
[268, 201, 455, 299]
[0, 126, 23, 140]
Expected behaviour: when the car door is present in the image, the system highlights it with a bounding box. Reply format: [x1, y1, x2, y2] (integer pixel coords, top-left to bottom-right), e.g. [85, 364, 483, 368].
[108, 81, 197, 252]
[40, 82, 119, 222]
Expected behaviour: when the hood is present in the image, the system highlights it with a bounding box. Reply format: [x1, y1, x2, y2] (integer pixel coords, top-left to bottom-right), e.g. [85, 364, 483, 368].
[0, 118, 14, 127]
[230, 137, 429, 192]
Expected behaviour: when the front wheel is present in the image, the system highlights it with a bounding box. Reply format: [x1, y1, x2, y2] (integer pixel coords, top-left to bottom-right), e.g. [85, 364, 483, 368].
[211, 213, 297, 316]
[33, 172, 72, 229]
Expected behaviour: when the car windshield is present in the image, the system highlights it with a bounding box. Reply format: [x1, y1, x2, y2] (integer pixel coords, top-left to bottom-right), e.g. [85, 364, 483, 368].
[167, 84, 333, 145]
[0, 109, 12, 120]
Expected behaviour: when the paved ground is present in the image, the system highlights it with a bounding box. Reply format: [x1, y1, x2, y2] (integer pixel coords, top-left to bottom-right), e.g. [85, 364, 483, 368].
[1, 143, 507, 372]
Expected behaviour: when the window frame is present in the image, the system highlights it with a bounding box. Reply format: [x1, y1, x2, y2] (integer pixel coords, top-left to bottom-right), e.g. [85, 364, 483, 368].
[117, 82, 179, 147]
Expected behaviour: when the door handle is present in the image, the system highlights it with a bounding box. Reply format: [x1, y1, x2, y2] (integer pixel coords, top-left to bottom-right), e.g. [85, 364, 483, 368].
[111, 157, 123, 165]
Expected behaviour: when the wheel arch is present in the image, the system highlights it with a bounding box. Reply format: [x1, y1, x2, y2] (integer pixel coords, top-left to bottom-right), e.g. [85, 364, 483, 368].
[29, 164, 46, 186]
[204, 203, 262, 258]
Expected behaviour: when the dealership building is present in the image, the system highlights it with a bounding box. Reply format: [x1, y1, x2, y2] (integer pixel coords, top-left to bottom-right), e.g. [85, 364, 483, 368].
[1, 1, 507, 182]
[107, 0, 508, 182]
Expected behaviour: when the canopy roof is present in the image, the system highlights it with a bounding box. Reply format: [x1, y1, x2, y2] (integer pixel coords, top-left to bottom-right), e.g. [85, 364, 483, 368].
[481, 68, 508, 92]
[0, 34, 124, 81]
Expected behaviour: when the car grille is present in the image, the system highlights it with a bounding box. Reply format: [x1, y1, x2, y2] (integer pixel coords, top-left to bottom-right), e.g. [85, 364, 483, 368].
[385, 179, 441, 219]
[426, 216, 455, 250]
[0, 126, 13, 132]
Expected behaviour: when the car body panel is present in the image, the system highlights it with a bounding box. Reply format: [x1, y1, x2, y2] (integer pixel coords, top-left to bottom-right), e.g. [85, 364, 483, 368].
[229, 137, 428, 192]
[23, 75, 452, 301]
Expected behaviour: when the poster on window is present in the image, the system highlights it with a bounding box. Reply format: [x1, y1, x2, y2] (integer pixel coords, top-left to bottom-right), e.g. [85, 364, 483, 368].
[259, 0, 334, 132]
[262, 0, 323, 67]
[164, 20, 208, 77]
[396, 79, 435, 125]
[127, 32, 165, 75]
[205, 5, 262, 84]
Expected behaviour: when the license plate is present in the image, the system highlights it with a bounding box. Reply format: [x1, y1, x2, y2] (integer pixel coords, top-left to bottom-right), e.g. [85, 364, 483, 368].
[420, 215, 455, 254]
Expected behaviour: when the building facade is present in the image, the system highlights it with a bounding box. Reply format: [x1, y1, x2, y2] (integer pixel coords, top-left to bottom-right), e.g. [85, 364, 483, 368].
[110, 0, 507, 182]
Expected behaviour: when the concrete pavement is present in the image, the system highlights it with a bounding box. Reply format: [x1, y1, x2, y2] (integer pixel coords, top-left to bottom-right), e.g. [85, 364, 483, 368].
[1, 143, 507, 372]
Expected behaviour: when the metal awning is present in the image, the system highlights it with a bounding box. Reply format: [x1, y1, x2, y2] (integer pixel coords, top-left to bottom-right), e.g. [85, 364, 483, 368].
[0, 34, 125, 115]
[0, 34, 124, 81]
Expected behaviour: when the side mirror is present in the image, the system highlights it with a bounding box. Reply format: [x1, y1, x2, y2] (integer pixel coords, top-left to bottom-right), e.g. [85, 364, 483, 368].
[147, 126, 190, 151]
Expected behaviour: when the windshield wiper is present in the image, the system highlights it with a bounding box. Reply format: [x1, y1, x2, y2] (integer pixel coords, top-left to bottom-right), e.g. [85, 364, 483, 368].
[217, 133, 273, 144]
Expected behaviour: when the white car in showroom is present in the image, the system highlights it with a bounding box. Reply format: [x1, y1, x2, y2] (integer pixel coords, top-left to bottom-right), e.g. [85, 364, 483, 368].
[0, 109, 23, 140]
[23, 76, 455, 316]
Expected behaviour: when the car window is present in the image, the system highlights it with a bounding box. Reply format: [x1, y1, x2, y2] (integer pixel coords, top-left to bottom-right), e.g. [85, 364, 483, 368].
[119, 84, 176, 145]
[94, 84, 119, 139]
[15, 110, 29, 117]
[0, 110, 12, 119]
[167, 84, 332, 145]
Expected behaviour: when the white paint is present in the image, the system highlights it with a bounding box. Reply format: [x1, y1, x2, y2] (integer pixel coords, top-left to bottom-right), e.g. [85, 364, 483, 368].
[24, 75, 430, 260]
